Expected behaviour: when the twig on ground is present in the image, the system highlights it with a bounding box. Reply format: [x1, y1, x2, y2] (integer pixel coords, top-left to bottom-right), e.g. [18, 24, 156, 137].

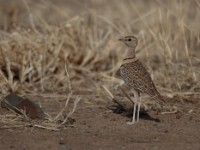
[62, 95, 81, 125]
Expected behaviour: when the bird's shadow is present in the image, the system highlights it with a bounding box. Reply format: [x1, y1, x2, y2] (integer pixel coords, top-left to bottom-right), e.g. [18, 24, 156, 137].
[109, 103, 161, 123]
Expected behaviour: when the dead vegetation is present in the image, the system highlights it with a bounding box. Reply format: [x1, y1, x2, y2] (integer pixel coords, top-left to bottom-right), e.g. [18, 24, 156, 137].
[0, 0, 200, 129]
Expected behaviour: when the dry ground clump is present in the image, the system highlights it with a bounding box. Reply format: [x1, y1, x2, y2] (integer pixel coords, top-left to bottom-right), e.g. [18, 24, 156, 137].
[0, 0, 200, 129]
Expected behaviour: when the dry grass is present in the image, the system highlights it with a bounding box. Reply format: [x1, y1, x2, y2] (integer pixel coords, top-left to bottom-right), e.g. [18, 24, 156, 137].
[0, 0, 200, 128]
[0, 94, 81, 130]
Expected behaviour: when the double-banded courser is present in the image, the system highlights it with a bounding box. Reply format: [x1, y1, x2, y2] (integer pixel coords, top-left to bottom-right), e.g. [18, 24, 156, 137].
[119, 36, 165, 124]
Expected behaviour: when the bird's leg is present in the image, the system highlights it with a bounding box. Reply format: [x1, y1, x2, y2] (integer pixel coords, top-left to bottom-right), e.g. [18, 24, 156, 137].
[127, 89, 139, 125]
[136, 92, 141, 122]
[127, 101, 136, 125]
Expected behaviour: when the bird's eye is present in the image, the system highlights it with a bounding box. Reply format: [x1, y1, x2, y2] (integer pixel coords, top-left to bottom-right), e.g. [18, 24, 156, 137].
[128, 38, 132, 41]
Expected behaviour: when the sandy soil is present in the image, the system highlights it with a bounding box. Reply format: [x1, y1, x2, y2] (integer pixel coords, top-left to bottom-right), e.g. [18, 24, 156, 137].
[0, 95, 200, 150]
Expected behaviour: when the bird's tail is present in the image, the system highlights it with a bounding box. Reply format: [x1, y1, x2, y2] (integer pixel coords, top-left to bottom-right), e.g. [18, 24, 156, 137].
[152, 93, 166, 104]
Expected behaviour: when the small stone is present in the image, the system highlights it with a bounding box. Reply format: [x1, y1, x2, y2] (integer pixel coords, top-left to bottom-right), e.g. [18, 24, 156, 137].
[164, 129, 169, 133]
[59, 137, 65, 145]
[176, 115, 181, 119]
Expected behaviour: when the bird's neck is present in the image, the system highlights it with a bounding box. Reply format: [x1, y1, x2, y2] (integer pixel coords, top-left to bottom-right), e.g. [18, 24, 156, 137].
[122, 47, 137, 65]
[124, 47, 135, 59]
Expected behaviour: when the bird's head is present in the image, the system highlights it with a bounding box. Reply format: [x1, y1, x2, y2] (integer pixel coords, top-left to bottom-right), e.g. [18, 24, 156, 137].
[119, 36, 138, 48]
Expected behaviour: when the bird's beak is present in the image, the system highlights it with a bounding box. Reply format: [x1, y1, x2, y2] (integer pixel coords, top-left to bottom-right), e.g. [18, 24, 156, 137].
[118, 37, 124, 41]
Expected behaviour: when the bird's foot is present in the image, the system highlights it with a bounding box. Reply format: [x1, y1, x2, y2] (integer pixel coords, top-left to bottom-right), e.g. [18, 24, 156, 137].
[126, 121, 136, 125]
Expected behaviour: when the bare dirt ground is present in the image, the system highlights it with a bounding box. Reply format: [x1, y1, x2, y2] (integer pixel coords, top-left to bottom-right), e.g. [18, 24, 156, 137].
[0, 0, 200, 149]
[1, 94, 200, 150]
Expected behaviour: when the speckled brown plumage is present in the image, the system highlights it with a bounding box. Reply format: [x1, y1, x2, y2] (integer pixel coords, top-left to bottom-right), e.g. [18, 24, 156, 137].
[120, 59, 163, 101]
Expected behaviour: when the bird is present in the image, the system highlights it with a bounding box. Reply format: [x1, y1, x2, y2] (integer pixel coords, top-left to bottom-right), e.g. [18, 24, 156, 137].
[119, 35, 165, 124]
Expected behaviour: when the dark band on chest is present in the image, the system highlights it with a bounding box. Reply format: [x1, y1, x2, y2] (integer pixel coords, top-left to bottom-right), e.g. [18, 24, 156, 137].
[122, 57, 138, 65]
[123, 56, 135, 61]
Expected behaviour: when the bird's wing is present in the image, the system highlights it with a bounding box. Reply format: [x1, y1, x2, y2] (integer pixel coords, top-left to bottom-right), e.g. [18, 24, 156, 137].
[121, 60, 159, 97]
